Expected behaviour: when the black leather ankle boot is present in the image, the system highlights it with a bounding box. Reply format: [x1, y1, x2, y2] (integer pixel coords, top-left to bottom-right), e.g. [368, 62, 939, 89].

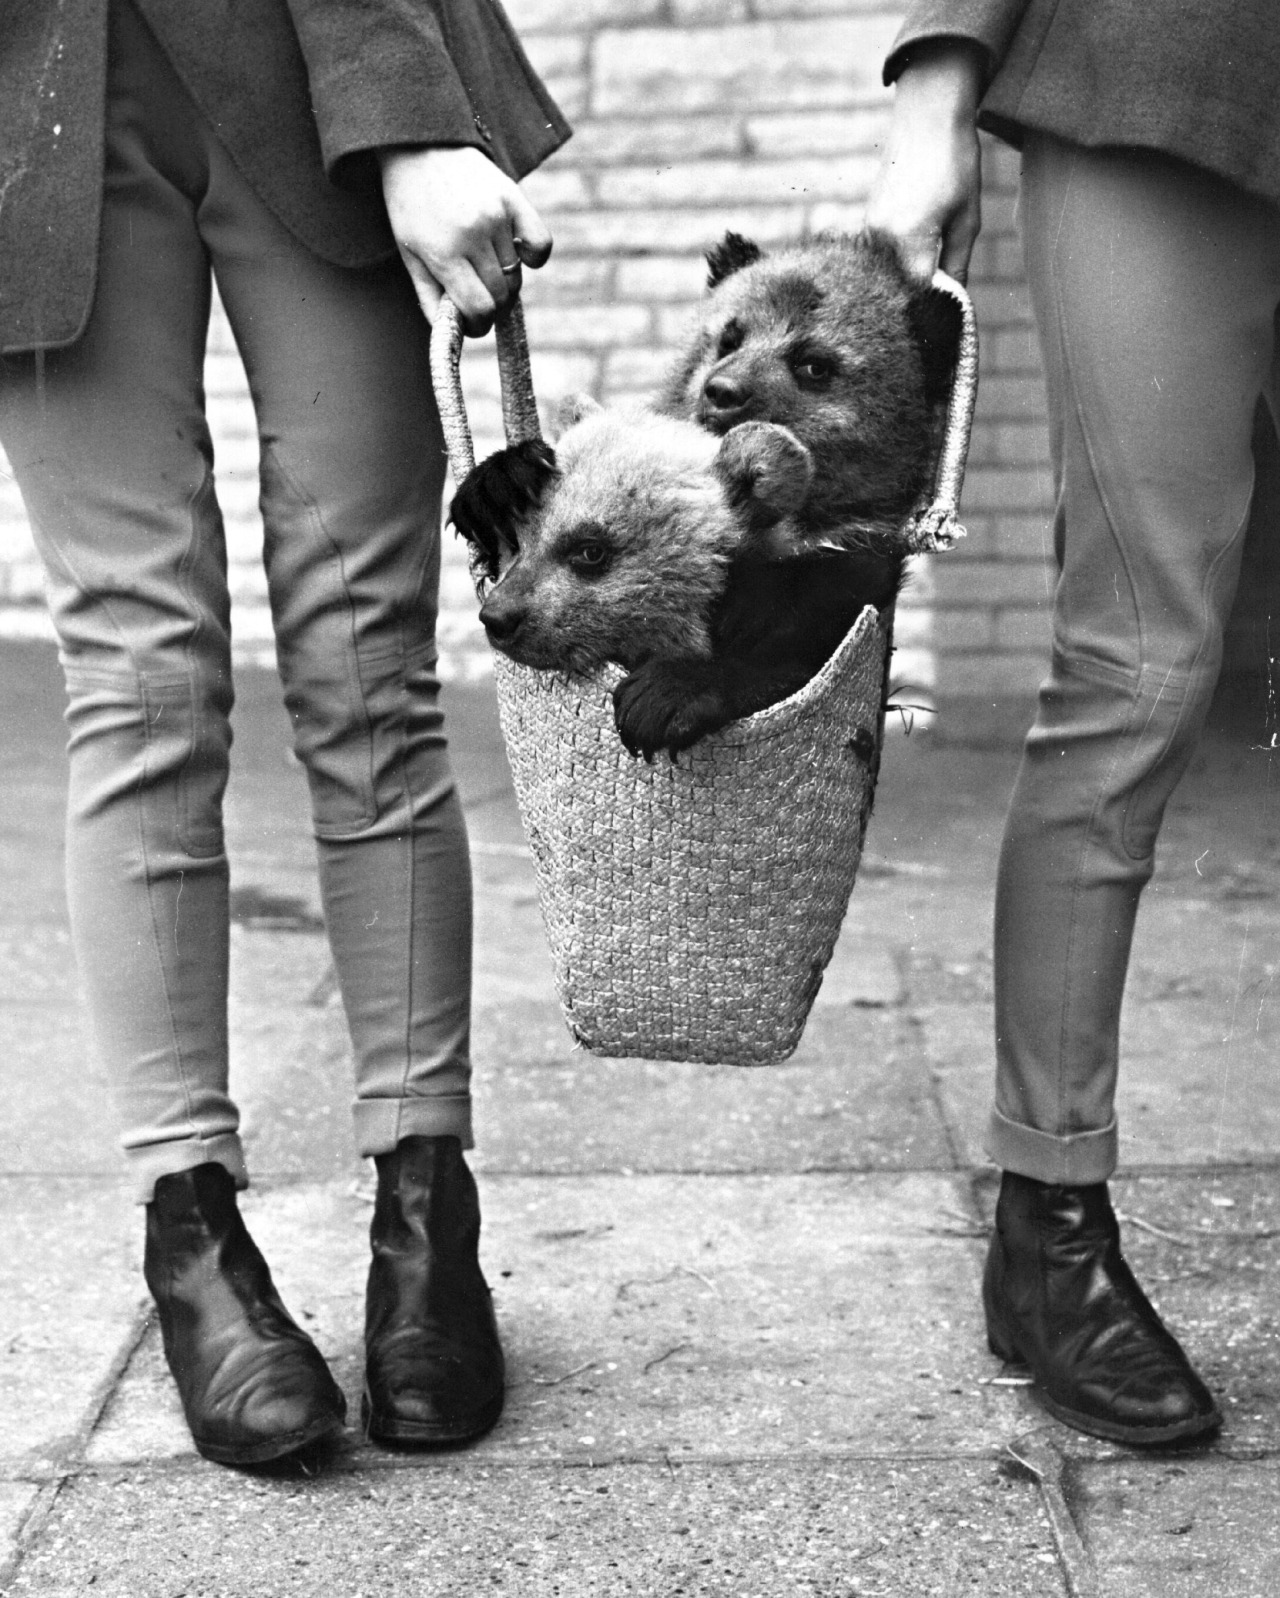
[983, 1171, 1221, 1445]
[144, 1163, 346, 1465]
[363, 1135, 504, 1446]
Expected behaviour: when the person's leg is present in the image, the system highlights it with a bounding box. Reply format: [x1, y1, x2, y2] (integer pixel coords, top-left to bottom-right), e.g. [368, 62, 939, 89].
[0, 0, 344, 1464]
[986, 134, 1280, 1442]
[995, 144, 1280, 1179]
[204, 207, 474, 1162]
[0, 0, 240, 1200]
[201, 111, 501, 1445]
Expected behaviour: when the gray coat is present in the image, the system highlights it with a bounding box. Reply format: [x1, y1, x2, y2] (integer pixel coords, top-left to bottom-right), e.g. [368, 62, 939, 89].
[0, 0, 571, 353]
[887, 0, 1280, 208]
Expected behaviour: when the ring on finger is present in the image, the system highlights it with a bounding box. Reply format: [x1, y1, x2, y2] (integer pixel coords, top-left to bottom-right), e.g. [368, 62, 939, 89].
[499, 260, 521, 276]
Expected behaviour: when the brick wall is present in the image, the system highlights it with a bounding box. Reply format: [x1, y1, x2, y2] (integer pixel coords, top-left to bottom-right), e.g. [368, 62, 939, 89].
[0, 1, 1058, 707]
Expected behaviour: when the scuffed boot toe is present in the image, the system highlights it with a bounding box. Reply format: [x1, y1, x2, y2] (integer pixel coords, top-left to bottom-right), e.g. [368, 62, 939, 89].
[363, 1328, 504, 1445]
[194, 1351, 348, 1465]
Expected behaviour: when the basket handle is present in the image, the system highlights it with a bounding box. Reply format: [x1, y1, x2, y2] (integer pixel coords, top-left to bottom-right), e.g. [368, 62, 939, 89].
[903, 270, 978, 554]
[429, 295, 543, 485]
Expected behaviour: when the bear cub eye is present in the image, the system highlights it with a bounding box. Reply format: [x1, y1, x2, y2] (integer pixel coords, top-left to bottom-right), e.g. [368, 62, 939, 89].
[791, 351, 838, 387]
[564, 530, 613, 576]
[715, 320, 745, 359]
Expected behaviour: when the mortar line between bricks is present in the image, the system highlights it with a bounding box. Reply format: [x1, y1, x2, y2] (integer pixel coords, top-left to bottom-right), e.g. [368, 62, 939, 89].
[0, 1300, 152, 1593]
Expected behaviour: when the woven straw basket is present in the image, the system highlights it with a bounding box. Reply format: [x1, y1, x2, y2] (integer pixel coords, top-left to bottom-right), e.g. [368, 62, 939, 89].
[431, 272, 977, 1066]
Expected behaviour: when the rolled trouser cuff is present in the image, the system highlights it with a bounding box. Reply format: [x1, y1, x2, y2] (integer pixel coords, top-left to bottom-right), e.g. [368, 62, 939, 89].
[985, 1106, 1118, 1186]
[128, 1132, 248, 1206]
[353, 1093, 474, 1158]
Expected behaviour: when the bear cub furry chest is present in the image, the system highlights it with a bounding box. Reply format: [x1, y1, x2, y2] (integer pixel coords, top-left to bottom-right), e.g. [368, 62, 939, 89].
[451, 229, 961, 759]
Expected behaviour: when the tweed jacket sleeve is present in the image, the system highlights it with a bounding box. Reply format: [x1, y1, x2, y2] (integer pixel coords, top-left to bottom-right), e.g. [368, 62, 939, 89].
[284, 0, 565, 182]
[883, 0, 1030, 88]
[135, 0, 569, 259]
[881, 0, 1280, 209]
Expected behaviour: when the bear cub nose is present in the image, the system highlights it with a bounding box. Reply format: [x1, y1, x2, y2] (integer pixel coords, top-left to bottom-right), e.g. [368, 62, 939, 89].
[479, 599, 523, 643]
[701, 373, 750, 420]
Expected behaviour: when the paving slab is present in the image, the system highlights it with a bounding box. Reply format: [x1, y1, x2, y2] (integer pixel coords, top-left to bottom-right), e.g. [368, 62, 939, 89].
[0, 1487, 40, 1583]
[471, 1004, 951, 1175]
[1115, 1002, 1280, 1168]
[0, 1178, 141, 1472]
[1074, 1457, 1280, 1598]
[88, 1171, 1018, 1467]
[224, 930, 365, 1184]
[7, 1456, 1066, 1598]
[0, 1002, 113, 1179]
[909, 1005, 995, 1171]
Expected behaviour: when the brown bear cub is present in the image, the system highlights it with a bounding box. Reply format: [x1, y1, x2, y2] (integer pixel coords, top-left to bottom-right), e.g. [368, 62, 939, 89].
[452, 230, 961, 758]
[453, 404, 815, 754]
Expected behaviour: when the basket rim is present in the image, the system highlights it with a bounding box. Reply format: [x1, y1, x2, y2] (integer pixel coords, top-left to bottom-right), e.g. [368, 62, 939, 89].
[493, 601, 886, 752]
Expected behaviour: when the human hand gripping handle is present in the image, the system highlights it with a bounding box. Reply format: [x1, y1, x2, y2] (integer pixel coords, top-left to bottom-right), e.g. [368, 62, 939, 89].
[866, 40, 986, 283]
[379, 146, 553, 336]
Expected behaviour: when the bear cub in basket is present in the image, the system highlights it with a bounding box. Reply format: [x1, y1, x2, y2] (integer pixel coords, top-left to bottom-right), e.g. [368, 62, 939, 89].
[452, 229, 962, 759]
[456, 403, 815, 714]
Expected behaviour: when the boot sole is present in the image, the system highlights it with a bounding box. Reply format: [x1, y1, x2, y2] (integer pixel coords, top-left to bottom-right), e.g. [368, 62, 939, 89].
[193, 1409, 345, 1467]
[987, 1324, 1221, 1446]
[1033, 1387, 1222, 1447]
[361, 1386, 504, 1448]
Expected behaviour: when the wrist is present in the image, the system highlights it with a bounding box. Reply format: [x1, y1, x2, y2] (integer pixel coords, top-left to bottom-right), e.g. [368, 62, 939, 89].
[893, 39, 985, 126]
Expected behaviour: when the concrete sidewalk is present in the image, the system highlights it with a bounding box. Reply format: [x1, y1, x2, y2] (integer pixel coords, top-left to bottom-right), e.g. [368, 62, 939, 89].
[1, 637, 1277, 1596]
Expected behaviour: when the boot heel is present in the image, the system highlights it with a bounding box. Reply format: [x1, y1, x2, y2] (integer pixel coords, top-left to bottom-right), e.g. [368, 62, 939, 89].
[983, 1286, 1021, 1363]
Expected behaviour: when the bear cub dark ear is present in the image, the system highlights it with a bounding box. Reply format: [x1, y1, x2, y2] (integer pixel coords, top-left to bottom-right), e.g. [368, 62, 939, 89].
[705, 231, 764, 289]
[450, 439, 558, 581]
[907, 285, 965, 410]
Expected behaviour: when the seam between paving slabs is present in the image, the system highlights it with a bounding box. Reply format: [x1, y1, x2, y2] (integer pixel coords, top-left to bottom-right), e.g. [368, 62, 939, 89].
[0, 1301, 152, 1592]
[58, 1445, 1019, 1480]
[9, 1159, 1280, 1183]
[1004, 1434, 1098, 1598]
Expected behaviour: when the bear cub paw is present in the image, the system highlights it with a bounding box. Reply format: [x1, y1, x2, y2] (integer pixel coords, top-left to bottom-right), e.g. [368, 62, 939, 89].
[613, 659, 733, 762]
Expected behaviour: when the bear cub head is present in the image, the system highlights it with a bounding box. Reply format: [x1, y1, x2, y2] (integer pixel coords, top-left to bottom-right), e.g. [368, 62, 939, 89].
[451, 401, 812, 676]
[658, 229, 962, 544]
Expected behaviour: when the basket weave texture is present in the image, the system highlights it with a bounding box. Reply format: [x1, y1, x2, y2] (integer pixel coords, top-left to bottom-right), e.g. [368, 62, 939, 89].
[494, 604, 890, 1065]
